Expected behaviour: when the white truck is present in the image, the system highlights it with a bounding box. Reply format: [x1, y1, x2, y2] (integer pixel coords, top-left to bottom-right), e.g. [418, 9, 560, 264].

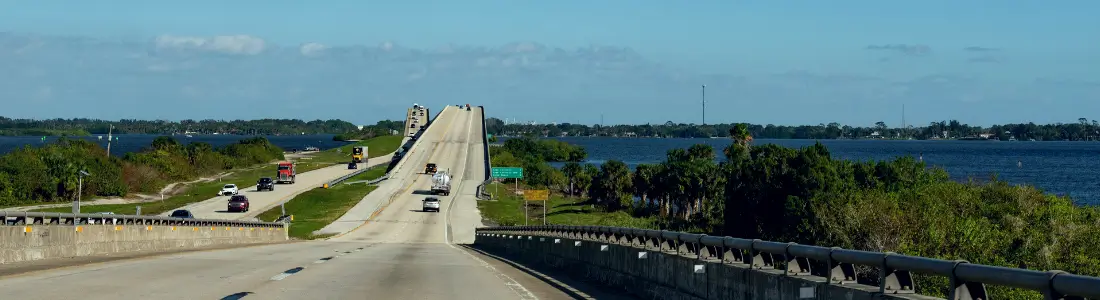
[430, 171, 451, 196]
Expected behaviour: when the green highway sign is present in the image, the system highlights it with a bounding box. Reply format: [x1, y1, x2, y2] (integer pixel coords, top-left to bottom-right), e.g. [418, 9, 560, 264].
[491, 167, 523, 179]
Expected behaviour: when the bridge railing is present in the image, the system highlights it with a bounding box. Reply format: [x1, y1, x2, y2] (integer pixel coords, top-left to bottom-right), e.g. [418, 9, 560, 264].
[477, 225, 1100, 299]
[1, 211, 284, 227]
[475, 105, 493, 200]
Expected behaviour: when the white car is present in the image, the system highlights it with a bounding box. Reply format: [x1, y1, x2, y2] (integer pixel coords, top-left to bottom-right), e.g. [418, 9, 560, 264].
[220, 184, 239, 196]
[88, 212, 117, 225]
[422, 197, 440, 212]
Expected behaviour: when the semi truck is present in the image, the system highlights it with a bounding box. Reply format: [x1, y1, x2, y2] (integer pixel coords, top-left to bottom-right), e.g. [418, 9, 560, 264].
[351, 146, 367, 163]
[431, 171, 451, 196]
[275, 162, 296, 184]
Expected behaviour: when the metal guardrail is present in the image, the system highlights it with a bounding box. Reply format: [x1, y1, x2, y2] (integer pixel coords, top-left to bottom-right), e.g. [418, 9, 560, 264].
[1, 211, 284, 227]
[477, 225, 1100, 300]
[475, 105, 493, 200]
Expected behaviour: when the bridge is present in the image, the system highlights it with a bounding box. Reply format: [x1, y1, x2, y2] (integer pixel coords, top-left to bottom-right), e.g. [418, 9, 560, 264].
[2, 105, 1100, 299]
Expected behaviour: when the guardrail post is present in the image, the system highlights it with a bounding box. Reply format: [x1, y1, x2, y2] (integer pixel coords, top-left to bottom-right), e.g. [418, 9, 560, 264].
[827, 247, 857, 285]
[749, 239, 774, 270]
[880, 252, 915, 294]
[948, 260, 987, 300]
[782, 243, 812, 276]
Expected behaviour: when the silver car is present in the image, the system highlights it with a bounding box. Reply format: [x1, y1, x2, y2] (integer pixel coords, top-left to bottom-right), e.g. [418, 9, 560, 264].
[422, 197, 441, 212]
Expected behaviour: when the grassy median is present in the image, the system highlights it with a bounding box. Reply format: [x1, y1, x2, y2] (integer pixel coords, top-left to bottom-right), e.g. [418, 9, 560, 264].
[477, 182, 656, 228]
[31, 136, 403, 216]
[256, 166, 388, 239]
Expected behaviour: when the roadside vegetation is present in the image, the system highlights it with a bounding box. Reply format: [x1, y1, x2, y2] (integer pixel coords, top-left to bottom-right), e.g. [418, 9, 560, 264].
[256, 166, 388, 239]
[479, 132, 1100, 299]
[0, 136, 283, 208]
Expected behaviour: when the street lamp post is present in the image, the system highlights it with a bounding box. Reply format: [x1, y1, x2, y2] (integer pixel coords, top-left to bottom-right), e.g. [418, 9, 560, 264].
[75, 170, 90, 214]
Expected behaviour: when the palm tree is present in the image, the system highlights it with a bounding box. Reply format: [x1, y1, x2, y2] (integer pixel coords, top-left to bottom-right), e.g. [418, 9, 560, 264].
[729, 123, 753, 146]
[562, 162, 581, 196]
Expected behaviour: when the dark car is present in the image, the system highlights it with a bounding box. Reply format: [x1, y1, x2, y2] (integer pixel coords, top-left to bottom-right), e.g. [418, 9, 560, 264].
[348, 162, 358, 169]
[170, 209, 194, 219]
[257, 177, 275, 191]
[228, 195, 250, 212]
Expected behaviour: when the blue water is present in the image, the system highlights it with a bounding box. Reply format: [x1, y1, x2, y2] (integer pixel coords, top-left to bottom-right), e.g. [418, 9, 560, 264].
[0, 134, 350, 156]
[536, 137, 1100, 205]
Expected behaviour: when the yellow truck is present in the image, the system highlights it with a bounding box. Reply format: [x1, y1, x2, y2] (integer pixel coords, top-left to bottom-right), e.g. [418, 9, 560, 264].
[351, 146, 367, 163]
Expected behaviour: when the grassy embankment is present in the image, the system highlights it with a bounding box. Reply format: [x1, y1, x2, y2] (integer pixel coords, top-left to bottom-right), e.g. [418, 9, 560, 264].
[30, 135, 403, 216]
[256, 166, 388, 239]
[479, 182, 656, 228]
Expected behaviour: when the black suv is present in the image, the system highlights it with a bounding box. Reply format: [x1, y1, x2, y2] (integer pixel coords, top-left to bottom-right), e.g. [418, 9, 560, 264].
[257, 177, 275, 191]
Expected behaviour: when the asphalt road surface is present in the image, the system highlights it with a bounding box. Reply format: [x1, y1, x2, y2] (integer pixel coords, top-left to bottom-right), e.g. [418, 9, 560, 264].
[162, 152, 396, 221]
[0, 106, 628, 299]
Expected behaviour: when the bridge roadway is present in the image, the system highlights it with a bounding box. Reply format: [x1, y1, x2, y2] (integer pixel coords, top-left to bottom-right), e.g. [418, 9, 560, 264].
[0, 106, 617, 299]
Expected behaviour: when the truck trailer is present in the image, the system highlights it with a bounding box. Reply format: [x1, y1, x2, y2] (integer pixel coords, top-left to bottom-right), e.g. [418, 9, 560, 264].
[431, 171, 451, 196]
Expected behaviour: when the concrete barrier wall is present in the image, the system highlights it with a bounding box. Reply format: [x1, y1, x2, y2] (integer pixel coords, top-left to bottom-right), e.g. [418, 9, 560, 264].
[1, 224, 288, 264]
[475, 234, 933, 300]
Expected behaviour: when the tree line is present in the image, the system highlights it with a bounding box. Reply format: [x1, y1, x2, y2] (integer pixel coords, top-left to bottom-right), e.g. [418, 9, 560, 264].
[0, 116, 360, 136]
[491, 129, 1100, 299]
[486, 117, 1100, 141]
[0, 136, 284, 207]
[332, 120, 406, 141]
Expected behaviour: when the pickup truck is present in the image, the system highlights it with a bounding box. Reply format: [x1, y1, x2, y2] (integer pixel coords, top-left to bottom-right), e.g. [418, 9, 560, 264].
[220, 184, 239, 196]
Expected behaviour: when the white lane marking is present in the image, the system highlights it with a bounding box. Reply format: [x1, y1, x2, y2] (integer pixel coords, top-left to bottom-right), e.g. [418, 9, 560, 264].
[443, 109, 536, 299]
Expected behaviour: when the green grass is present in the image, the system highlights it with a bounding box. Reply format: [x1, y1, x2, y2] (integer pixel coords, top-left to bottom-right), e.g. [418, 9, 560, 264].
[308, 135, 403, 164]
[256, 166, 388, 239]
[478, 182, 657, 228]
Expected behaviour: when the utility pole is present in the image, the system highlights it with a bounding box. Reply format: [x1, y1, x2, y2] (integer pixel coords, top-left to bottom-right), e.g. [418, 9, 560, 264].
[702, 84, 706, 125]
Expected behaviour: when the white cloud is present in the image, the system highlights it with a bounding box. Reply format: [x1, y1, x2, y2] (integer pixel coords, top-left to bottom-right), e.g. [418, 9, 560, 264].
[154, 34, 266, 55]
[299, 43, 327, 56]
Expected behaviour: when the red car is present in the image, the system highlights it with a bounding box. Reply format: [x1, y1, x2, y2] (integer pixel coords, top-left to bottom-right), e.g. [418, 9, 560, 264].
[228, 195, 250, 212]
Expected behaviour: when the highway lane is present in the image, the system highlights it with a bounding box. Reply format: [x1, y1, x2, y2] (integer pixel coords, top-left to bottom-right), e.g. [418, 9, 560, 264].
[0, 106, 622, 299]
[163, 152, 395, 221]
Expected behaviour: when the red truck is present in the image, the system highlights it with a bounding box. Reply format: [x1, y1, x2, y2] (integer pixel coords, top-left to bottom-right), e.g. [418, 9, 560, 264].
[275, 162, 296, 184]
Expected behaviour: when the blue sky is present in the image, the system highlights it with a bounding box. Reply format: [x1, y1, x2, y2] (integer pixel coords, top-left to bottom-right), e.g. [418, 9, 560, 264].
[1, 1, 1098, 126]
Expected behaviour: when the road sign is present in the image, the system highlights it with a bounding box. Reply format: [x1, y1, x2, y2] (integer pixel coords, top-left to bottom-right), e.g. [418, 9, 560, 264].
[491, 167, 523, 179]
[486, 134, 493, 139]
[523, 190, 549, 201]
